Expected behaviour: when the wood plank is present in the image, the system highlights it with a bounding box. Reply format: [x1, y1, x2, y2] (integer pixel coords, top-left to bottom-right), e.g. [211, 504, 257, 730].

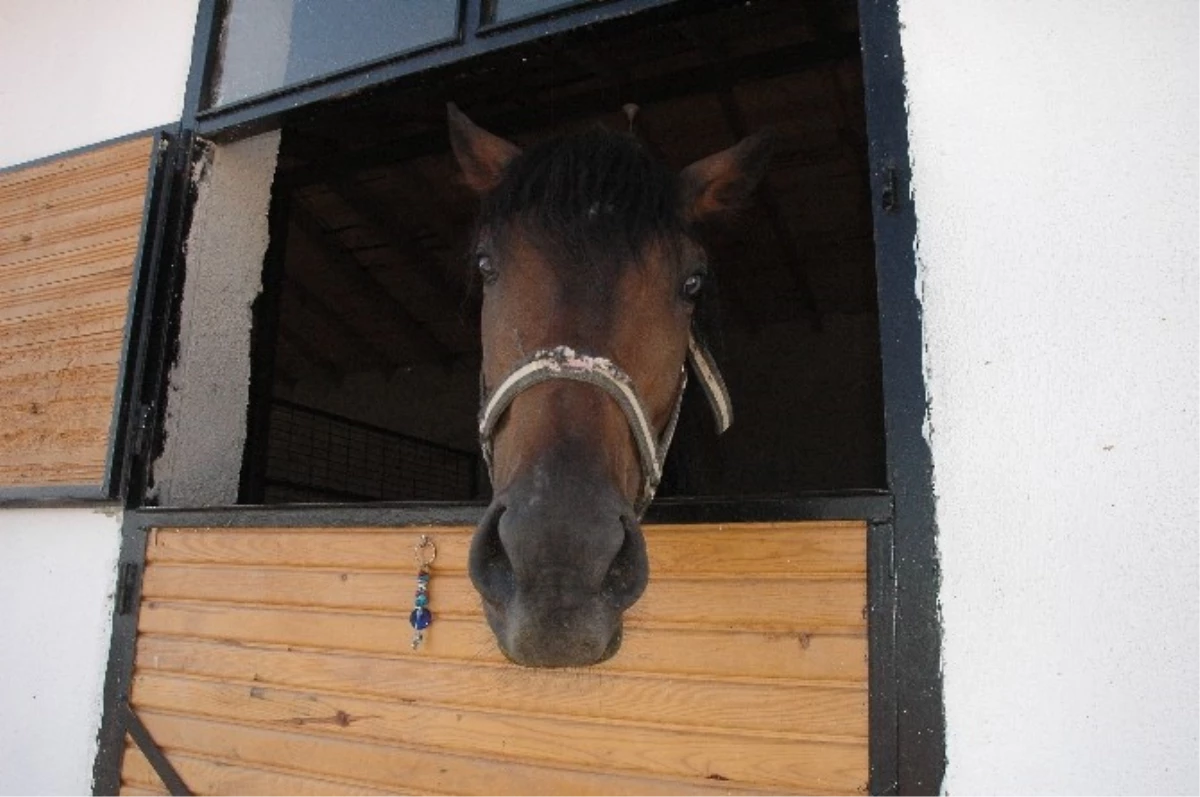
[134, 635, 867, 738]
[0, 267, 134, 323]
[0, 137, 150, 489]
[0, 196, 144, 261]
[0, 304, 128, 352]
[0, 163, 151, 227]
[0, 421, 114, 458]
[145, 522, 866, 576]
[136, 602, 865, 681]
[135, 710, 810, 795]
[0, 137, 152, 195]
[0, 213, 141, 270]
[122, 744, 403, 796]
[120, 787, 167, 797]
[120, 744, 168, 794]
[140, 564, 865, 631]
[0, 462, 107, 486]
[131, 672, 865, 793]
[0, 237, 138, 293]
[0, 331, 124, 379]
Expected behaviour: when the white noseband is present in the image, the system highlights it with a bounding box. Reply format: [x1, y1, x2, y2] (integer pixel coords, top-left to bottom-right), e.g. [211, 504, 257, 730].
[478, 330, 732, 516]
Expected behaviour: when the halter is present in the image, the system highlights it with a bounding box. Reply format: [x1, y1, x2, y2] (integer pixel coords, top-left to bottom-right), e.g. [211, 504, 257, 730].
[478, 329, 732, 515]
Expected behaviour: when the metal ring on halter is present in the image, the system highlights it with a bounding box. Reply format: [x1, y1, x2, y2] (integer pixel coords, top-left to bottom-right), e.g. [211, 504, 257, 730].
[477, 328, 732, 516]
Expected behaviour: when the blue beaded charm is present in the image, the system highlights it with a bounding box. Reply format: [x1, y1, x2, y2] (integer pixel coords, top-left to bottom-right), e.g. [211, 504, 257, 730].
[410, 535, 437, 650]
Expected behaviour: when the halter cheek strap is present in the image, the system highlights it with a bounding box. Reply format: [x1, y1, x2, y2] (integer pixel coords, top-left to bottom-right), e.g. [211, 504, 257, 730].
[478, 330, 732, 516]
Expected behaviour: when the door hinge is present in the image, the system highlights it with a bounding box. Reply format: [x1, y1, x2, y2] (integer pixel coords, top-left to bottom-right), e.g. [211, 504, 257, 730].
[116, 562, 140, 615]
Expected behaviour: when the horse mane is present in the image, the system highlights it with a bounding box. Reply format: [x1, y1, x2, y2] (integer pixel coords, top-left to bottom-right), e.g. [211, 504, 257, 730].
[479, 125, 688, 268]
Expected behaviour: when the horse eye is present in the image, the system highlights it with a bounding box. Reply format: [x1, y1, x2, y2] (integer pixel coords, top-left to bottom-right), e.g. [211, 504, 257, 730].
[682, 272, 705, 300]
[476, 253, 498, 283]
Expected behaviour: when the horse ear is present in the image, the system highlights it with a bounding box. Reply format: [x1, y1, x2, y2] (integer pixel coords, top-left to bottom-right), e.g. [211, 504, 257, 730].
[447, 103, 521, 194]
[680, 130, 774, 221]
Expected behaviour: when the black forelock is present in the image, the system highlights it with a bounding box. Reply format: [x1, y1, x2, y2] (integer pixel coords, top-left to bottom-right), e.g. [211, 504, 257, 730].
[478, 125, 688, 267]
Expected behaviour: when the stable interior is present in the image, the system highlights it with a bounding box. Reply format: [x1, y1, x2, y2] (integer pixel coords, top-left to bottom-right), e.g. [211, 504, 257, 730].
[247, 0, 884, 504]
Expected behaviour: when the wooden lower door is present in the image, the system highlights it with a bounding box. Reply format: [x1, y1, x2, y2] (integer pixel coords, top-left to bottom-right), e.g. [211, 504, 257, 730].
[120, 521, 869, 795]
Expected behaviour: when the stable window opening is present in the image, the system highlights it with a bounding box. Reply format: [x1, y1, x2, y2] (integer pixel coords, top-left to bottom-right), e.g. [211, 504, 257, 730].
[152, 0, 885, 507]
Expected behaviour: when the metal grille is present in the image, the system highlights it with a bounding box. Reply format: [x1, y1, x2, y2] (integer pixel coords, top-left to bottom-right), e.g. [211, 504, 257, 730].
[263, 399, 479, 503]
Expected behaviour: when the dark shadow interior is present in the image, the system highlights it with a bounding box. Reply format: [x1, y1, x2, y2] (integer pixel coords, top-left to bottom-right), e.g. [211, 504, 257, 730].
[245, 0, 885, 504]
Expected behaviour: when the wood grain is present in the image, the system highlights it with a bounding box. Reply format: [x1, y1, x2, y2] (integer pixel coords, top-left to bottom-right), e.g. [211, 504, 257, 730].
[122, 744, 402, 796]
[0, 136, 153, 488]
[133, 635, 866, 737]
[130, 672, 866, 793]
[136, 599, 864, 681]
[140, 565, 864, 631]
[146, 521, 866, 575]
[125, 521, 870, 795]
[134, 711, 797, 796]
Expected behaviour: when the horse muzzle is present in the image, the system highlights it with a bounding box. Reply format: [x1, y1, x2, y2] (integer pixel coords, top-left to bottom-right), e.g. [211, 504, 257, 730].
[468, 478, 648, 668]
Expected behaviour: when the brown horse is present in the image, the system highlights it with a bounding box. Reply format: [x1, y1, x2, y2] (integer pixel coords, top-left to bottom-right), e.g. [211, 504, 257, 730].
[449, 104, 771, 667]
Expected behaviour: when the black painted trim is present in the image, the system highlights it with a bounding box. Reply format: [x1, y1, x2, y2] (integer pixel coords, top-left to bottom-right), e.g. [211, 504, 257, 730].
[116, 132, 189, 508]
[92, 517, 150, 795]
[123, 706, 193, 796]
[867, 519, 899, 795]
[125, 492, 888, 530]
[0, 484, 110, 507]
[187, 0, 683, 139]
[105, 133, 173, 501]
[858, 0, 946, 791]
[180, 0, 221, 131]
[126, 135, 209, 508]
[478, 0, 624, 32]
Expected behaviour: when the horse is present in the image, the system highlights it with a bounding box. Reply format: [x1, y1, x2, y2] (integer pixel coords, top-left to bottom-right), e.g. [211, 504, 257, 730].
[448, 103, 772, 667]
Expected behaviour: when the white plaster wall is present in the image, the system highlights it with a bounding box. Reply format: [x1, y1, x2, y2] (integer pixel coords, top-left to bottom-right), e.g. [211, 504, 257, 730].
[0, 509, 123, 795]
[0, 0, 199, 169]
[900, 2, 1199, 793]
[0, 2, 200, 793]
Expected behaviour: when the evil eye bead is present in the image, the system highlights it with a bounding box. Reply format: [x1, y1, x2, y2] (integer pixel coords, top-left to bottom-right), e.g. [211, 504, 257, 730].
[410, 607, 433, 630]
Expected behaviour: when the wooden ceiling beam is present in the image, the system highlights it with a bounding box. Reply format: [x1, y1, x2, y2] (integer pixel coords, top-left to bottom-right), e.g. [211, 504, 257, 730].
[278, 323, 343, 385]
[328, 178, 466, 322]
[717, 85, 822, 329]
[673, 18, 823, 329]
[289, 199, 456, 362]
[283, 274, 404, 372]
[277, 34, 860, 190]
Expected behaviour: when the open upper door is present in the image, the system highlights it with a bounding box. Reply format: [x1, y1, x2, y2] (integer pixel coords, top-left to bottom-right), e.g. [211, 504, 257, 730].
[0, 134, 167, 504]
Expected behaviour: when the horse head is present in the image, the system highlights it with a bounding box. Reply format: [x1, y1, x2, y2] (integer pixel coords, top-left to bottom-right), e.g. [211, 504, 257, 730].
[449, 104, 771, 667]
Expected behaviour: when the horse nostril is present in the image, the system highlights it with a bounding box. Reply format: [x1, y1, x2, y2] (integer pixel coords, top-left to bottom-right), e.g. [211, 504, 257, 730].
[469, 504, 515, 606]
[601, 514, 649, 610]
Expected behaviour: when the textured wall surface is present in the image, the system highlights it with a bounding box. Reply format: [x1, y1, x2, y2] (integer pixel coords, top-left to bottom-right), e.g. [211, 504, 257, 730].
[0, 509, 123, 794]
[900, 1, 1198, 793]
[153, 132, 280, 506]
[0, 0, 198, 170]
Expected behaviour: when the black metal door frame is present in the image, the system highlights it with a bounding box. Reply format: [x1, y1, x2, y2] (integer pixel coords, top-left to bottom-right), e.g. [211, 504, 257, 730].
[93, 0, 943, 792]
